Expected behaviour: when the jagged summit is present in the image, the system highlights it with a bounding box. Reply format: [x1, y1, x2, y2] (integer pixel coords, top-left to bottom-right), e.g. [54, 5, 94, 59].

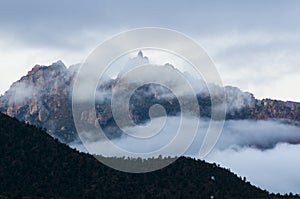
[0, 59, 300, 144]
[27, 60, 66, 76]
[117, 50, 149, 78]
[54, 60, 65, 67]
[47, 60, 67, 71]
[137, 50, 143, 57]
[28, 64, 42, 75]
[0, 61, 76, 142]
[164, 63, 176, 69]
[135, 50, 149, 62]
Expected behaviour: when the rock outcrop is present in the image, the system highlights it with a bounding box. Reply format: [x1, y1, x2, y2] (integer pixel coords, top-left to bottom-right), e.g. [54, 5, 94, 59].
[0, 56, 299, 143]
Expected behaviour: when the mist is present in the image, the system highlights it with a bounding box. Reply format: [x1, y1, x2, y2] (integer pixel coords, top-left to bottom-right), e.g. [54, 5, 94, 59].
[6, 81, 40, 105]
[205, 143, 300, 194]
[70, 117, 300, 194]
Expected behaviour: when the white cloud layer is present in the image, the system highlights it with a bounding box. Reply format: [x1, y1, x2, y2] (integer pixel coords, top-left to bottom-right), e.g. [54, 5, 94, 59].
[71, 117, 300, 194]
[205, 143, 300, 194]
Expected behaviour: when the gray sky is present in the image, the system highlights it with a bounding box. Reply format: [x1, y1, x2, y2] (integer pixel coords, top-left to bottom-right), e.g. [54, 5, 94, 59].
[0, 0, 300, 101]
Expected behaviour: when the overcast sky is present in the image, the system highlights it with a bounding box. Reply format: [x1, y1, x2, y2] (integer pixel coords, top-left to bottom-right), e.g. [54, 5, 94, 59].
[0, 0, 300, 101]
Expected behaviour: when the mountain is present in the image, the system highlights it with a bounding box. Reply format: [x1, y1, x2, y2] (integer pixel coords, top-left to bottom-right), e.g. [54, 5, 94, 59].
[0, 53, 299, 143]
[0, 61, 77, 143]
[0, 112, 296, 199]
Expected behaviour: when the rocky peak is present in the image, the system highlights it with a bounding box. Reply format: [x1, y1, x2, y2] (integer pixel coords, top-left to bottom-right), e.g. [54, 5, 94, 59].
[48, 60, 67, 73]
[137, 50, 143, 57]
[54, 60, 65, 67]
[21, 61, 67, 84]
[0, 61, 76, 142]
[117, 51, 149, 79]
[28, 65, 42, 75]
[164, 63, 175, 69]
[0, 59, 300, 144]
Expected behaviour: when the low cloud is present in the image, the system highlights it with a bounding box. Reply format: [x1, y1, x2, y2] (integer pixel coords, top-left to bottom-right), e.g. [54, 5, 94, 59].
[71, 117, 300, 193]
[214, 119, 300, 150]
[205, 143, 300, 194]
[6, 81, 40, 105]
[72, 117, 300, 155]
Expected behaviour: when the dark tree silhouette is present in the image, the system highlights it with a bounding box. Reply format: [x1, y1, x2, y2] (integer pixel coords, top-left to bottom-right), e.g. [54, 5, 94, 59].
[0, 113, 298, 199]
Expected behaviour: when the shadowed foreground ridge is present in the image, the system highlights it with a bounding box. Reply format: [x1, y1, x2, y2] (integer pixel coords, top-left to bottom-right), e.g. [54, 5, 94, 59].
[0, 113, 298, 199]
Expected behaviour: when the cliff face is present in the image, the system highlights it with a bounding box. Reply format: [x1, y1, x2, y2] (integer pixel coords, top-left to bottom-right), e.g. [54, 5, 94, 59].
[0, 60, 299, 143]
[0, 61, 77, 142]
[227, 98, 300, 123]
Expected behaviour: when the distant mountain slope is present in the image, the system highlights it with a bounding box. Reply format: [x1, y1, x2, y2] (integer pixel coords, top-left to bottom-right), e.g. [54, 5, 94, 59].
[0, 113, 294, 199]
[0, 55, 299, 143]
